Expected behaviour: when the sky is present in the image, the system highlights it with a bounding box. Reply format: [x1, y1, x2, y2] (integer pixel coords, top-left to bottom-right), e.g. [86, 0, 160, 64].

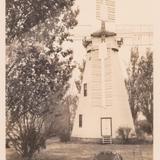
[70, 0, 153, 70]
[68, 0, 153, 120]
[75, 0, 153, 26]
[116, 0, 153, 25]
[67, 0, 154, 94]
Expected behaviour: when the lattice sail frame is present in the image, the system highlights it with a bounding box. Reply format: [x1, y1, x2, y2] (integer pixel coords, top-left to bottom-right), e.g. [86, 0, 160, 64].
[96, 0, 115, 22]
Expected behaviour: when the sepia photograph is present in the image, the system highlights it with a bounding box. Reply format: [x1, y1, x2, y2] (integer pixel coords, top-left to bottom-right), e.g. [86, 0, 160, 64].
[5, 0, 155, 160]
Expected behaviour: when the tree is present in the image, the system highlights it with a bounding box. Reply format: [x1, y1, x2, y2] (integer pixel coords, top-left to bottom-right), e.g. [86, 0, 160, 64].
[136, 120, 152, 137]
[125, 47, 139, 123]
[137, 50, 153, 133]
[117, 127, 131, 144]
[6, 45, 74, 159]
[125, 48, 153, 135]
[75, 59, 86, 93]
[57, 95, 78, 142]
[6, 0, 78, 44]
[6, 0, 78, 159]
[43, 94, 78, 142]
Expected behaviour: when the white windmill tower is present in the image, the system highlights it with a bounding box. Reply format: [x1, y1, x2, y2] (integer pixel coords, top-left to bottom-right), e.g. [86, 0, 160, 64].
[71, 0, 135, 143]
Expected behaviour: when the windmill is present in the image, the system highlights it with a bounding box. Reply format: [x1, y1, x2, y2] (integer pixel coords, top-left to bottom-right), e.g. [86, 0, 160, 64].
[71, 0, 135, 144]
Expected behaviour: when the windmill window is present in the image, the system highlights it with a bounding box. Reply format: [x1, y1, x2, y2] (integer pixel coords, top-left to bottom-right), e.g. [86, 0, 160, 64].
[84, 83, 87, 96]
[79, 114, 83, 128]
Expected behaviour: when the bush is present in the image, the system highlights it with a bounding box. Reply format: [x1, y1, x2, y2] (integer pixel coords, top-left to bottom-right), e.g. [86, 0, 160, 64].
[136, 120, 152, 135]
[59, 129, 71, 142]
[93, 151, 123, 160]
[135, 127, 145, 140]
[117, 127, 131, 144]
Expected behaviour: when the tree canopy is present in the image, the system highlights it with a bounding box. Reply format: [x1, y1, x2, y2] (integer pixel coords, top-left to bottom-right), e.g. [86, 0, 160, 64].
[6, 0, 79, 159]
[125, 48, 153, 135]
[6, 0, 78, 44]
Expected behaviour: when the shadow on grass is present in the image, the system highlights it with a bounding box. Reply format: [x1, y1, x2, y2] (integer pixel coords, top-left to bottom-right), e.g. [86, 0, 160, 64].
[6, 149, 67, 160]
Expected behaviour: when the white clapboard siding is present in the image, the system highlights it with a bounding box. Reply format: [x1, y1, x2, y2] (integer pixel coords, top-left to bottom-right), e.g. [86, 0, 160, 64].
[72, 31, 135, 140]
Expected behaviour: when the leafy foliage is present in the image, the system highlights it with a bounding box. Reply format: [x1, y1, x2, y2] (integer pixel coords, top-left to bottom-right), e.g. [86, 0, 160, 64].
[117, 127, 131, 144]
[137, 50, 153, 131]
[7, 113, 46, 159]
[135, 120, 152, 139]
[6, 45, 74, 158]
[6, 0, 79, 44]
[125, 48, 140, 123]
[44, 95, 78, 142]
[6, 45, 73, 120]
[125, 48, 153, 134]
[6, 0, 78, 159]
[75, 59, 86, 93]
[93, 151, 123, 160]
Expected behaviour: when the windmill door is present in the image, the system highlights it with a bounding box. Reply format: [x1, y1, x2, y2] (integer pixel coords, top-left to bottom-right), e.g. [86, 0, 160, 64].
[101, 117, 112, 136]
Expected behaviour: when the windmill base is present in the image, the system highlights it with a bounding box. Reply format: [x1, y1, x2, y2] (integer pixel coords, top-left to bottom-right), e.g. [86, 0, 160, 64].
[71, 137, 102, 144]
[71, 137, 114, 144]
[71, 137, 137, 144]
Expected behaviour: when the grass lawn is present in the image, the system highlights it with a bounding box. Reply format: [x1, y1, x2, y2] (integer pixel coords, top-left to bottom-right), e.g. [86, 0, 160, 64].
[6, 138, 153, 160]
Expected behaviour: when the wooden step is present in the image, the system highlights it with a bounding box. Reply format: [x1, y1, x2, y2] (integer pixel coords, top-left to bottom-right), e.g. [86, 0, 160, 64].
[102, 136, 112, 144]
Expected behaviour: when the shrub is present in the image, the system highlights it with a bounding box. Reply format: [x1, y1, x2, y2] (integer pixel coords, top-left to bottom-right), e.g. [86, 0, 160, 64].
[117, 127, 131, 144]
[93, 151, 123, 160]
[59, 129, 71, 142]
[135, 127, 145, 140]
[136, 120, 152, 135]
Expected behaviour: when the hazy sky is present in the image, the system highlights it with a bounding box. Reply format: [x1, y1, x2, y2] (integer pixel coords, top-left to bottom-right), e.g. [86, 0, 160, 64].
[116, 0, 153, 24]
[72, 0, 153, 36]
[75, 0, 153, 25]
[71, 0, 153, 62]
[68, 0, 153, 86]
